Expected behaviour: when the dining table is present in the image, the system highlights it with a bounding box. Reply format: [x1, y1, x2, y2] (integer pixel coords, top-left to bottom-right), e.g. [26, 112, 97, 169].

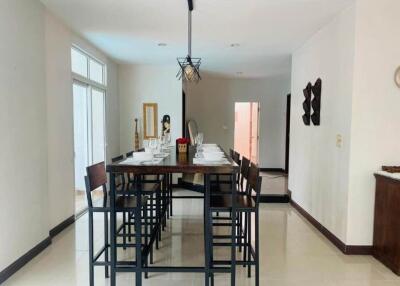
[106, 146, 239, 286]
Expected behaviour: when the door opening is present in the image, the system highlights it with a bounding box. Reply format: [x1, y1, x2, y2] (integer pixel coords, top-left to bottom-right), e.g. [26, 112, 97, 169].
[234, 102, 260, 164]
[73, 81, 106, 215]
[285, 94, 291, 174]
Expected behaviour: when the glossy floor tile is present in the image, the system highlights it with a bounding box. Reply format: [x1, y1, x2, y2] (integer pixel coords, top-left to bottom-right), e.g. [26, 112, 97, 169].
[4, 192, 400, 286]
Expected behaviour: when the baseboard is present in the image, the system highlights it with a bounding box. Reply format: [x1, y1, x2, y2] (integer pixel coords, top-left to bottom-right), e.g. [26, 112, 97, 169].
[260, 168, 285, 173]
[259, 194, 290, 203]
[49, 215, 75, 238]
[290, 197, 372, 255]
[1, 215, 76, 283]
[0, 237, 51, 284]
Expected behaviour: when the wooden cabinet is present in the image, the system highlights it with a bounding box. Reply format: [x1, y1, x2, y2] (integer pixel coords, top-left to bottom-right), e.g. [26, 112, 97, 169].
[373, 174, 400, 275]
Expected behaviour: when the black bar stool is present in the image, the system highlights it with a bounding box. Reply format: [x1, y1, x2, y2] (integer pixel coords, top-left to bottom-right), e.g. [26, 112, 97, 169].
[211, 152, 248, 252]
[209, 162, 261, 286]
[124, 150, 167, 251]
[85, 162, 149, 286]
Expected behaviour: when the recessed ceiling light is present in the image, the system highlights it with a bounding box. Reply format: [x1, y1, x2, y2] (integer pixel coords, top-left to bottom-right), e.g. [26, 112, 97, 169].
[230, 43, 240, 48]
[158, 43, 167, 47]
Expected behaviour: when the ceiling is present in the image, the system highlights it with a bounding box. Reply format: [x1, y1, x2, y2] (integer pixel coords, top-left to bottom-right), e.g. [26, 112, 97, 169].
[41, 0, 354, 78]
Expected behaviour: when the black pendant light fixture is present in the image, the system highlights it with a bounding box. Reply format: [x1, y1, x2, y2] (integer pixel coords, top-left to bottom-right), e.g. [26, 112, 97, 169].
[177, 0, 201, 83]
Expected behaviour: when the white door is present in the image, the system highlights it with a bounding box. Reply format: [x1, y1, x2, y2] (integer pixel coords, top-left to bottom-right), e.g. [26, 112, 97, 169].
[73, 82, 89, 191]
[73, 82, 106, 192]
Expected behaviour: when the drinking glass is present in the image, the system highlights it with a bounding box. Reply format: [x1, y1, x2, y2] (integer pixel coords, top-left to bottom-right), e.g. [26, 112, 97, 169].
[159, 135, 165, 150]
[197, 133, 204, 146]
[165, 133, 171, 147]
[149, 138, 157, 154]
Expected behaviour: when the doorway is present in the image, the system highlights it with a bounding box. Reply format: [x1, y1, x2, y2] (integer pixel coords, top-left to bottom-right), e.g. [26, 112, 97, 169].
[73, 81, 106, 214]
[234, 102, 260, 163]
[285, 94, 291, 174]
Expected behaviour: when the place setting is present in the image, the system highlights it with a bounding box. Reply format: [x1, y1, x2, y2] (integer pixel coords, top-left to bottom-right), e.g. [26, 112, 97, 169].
[193, 134, 231, 165]
[120, 137, 171, 165]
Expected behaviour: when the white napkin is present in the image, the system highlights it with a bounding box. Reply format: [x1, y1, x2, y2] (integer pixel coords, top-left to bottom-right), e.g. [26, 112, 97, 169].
[154, 152, 170, 158]
[119, 157, 164, 165]
[193, 158, 230, 165]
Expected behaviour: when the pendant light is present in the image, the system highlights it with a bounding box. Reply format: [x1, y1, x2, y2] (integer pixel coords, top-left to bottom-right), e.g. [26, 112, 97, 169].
[177, 0, 201, 83]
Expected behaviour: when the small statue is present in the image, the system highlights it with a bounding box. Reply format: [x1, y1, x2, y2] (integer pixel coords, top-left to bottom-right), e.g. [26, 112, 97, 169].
[162, 115, 170, 136]
[134, 118, 139, 151]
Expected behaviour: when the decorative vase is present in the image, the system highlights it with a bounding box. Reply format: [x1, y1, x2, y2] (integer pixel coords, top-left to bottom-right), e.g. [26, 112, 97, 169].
[176, 138, 189, 155]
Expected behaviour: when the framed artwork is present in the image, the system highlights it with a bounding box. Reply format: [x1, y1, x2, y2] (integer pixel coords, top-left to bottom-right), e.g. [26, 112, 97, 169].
[143, 103, 158, 139]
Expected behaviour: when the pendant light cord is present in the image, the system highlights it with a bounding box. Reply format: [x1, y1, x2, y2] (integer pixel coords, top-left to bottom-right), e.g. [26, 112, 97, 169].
[188, 9, 192, 58]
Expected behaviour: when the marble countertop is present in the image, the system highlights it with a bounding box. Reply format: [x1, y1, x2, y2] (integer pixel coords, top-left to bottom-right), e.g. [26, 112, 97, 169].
[375, 170, 400, 181]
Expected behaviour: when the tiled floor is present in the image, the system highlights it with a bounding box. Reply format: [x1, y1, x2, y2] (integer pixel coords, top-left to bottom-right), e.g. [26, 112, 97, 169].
[4, 191, 400, 286]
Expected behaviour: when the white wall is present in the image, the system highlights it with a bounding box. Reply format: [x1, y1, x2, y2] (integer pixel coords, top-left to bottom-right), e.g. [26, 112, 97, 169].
[289, 6, 356, 242]
[186, 75, 291, 169]
[346, 0, 400, 245]
[118, 65, 182, 153]
[45, 10, 120, 229]
[45, 11, 74, 230]
[0, 0, 49, 270]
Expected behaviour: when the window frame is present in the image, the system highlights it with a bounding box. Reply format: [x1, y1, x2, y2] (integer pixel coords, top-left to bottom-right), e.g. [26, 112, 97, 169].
[71, 45, 107, 165]
[71, 45, 107, 88]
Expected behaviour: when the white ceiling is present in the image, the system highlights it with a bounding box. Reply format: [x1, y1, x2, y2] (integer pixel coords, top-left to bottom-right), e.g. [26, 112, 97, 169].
[41, 0, 354, 78]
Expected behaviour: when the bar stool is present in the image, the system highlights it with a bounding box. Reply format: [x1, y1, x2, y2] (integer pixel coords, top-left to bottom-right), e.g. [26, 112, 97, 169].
[85, 162, 149, 286]
[211, 154, 249, 252]
[124, 150, 170, 250]
[208, 162, 261, 286]
[124, 150, 169, 261]
[111, 155, 129, 249]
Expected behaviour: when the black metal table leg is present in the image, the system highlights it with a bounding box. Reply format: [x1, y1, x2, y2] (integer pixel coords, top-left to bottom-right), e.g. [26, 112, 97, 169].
[110, 173, 116, 286]
[255, 208, 260, 286]
[104, 211, 109, 278]
[88, 209, 94, 286]
[204, 174, 211, 286]
[169, 173, 173, 216]
[231, 173, 237, 286]
[135, 179, 143, 286]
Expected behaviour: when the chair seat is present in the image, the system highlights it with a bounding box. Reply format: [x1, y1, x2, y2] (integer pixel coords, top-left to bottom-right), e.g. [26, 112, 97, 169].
[126, 182, 160, 193]
[211, 182, 244, 193]
[92, 195, 148, 210]
[127, 174, 164, 183]
[210, 174, 232, 183]
[210, 194, 255, 210]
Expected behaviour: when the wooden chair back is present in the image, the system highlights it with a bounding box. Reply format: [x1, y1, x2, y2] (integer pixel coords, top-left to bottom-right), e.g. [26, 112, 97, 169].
[85, 162, 107, 208]
[232, 151, 241, 181]
[240, 156, 251, 191]
[112, 155, 125, 190]
[246, 163, 262, 205]
[232, 151, 241, 165]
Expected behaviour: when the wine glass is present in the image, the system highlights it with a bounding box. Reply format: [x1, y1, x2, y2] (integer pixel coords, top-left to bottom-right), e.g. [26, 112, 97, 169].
[159, 135, 165, 150]
[165, 133, 171, 147]
[197, 133, 204, 146]
[196, 133, 204, 154]
[149, 138, 157, 154]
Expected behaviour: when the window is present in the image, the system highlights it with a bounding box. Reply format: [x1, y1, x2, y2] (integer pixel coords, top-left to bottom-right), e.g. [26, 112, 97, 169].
[89, 59, 104, 84]
[71, 46, 107, 214]
[71, 48, 87, 77]
[71, 47, 106, 86]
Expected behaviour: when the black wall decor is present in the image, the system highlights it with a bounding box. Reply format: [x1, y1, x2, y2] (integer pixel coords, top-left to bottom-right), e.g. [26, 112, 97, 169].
[301, 79, 322, 126]
[302, 83, 312, 126]
[311, 78, 322, 126]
